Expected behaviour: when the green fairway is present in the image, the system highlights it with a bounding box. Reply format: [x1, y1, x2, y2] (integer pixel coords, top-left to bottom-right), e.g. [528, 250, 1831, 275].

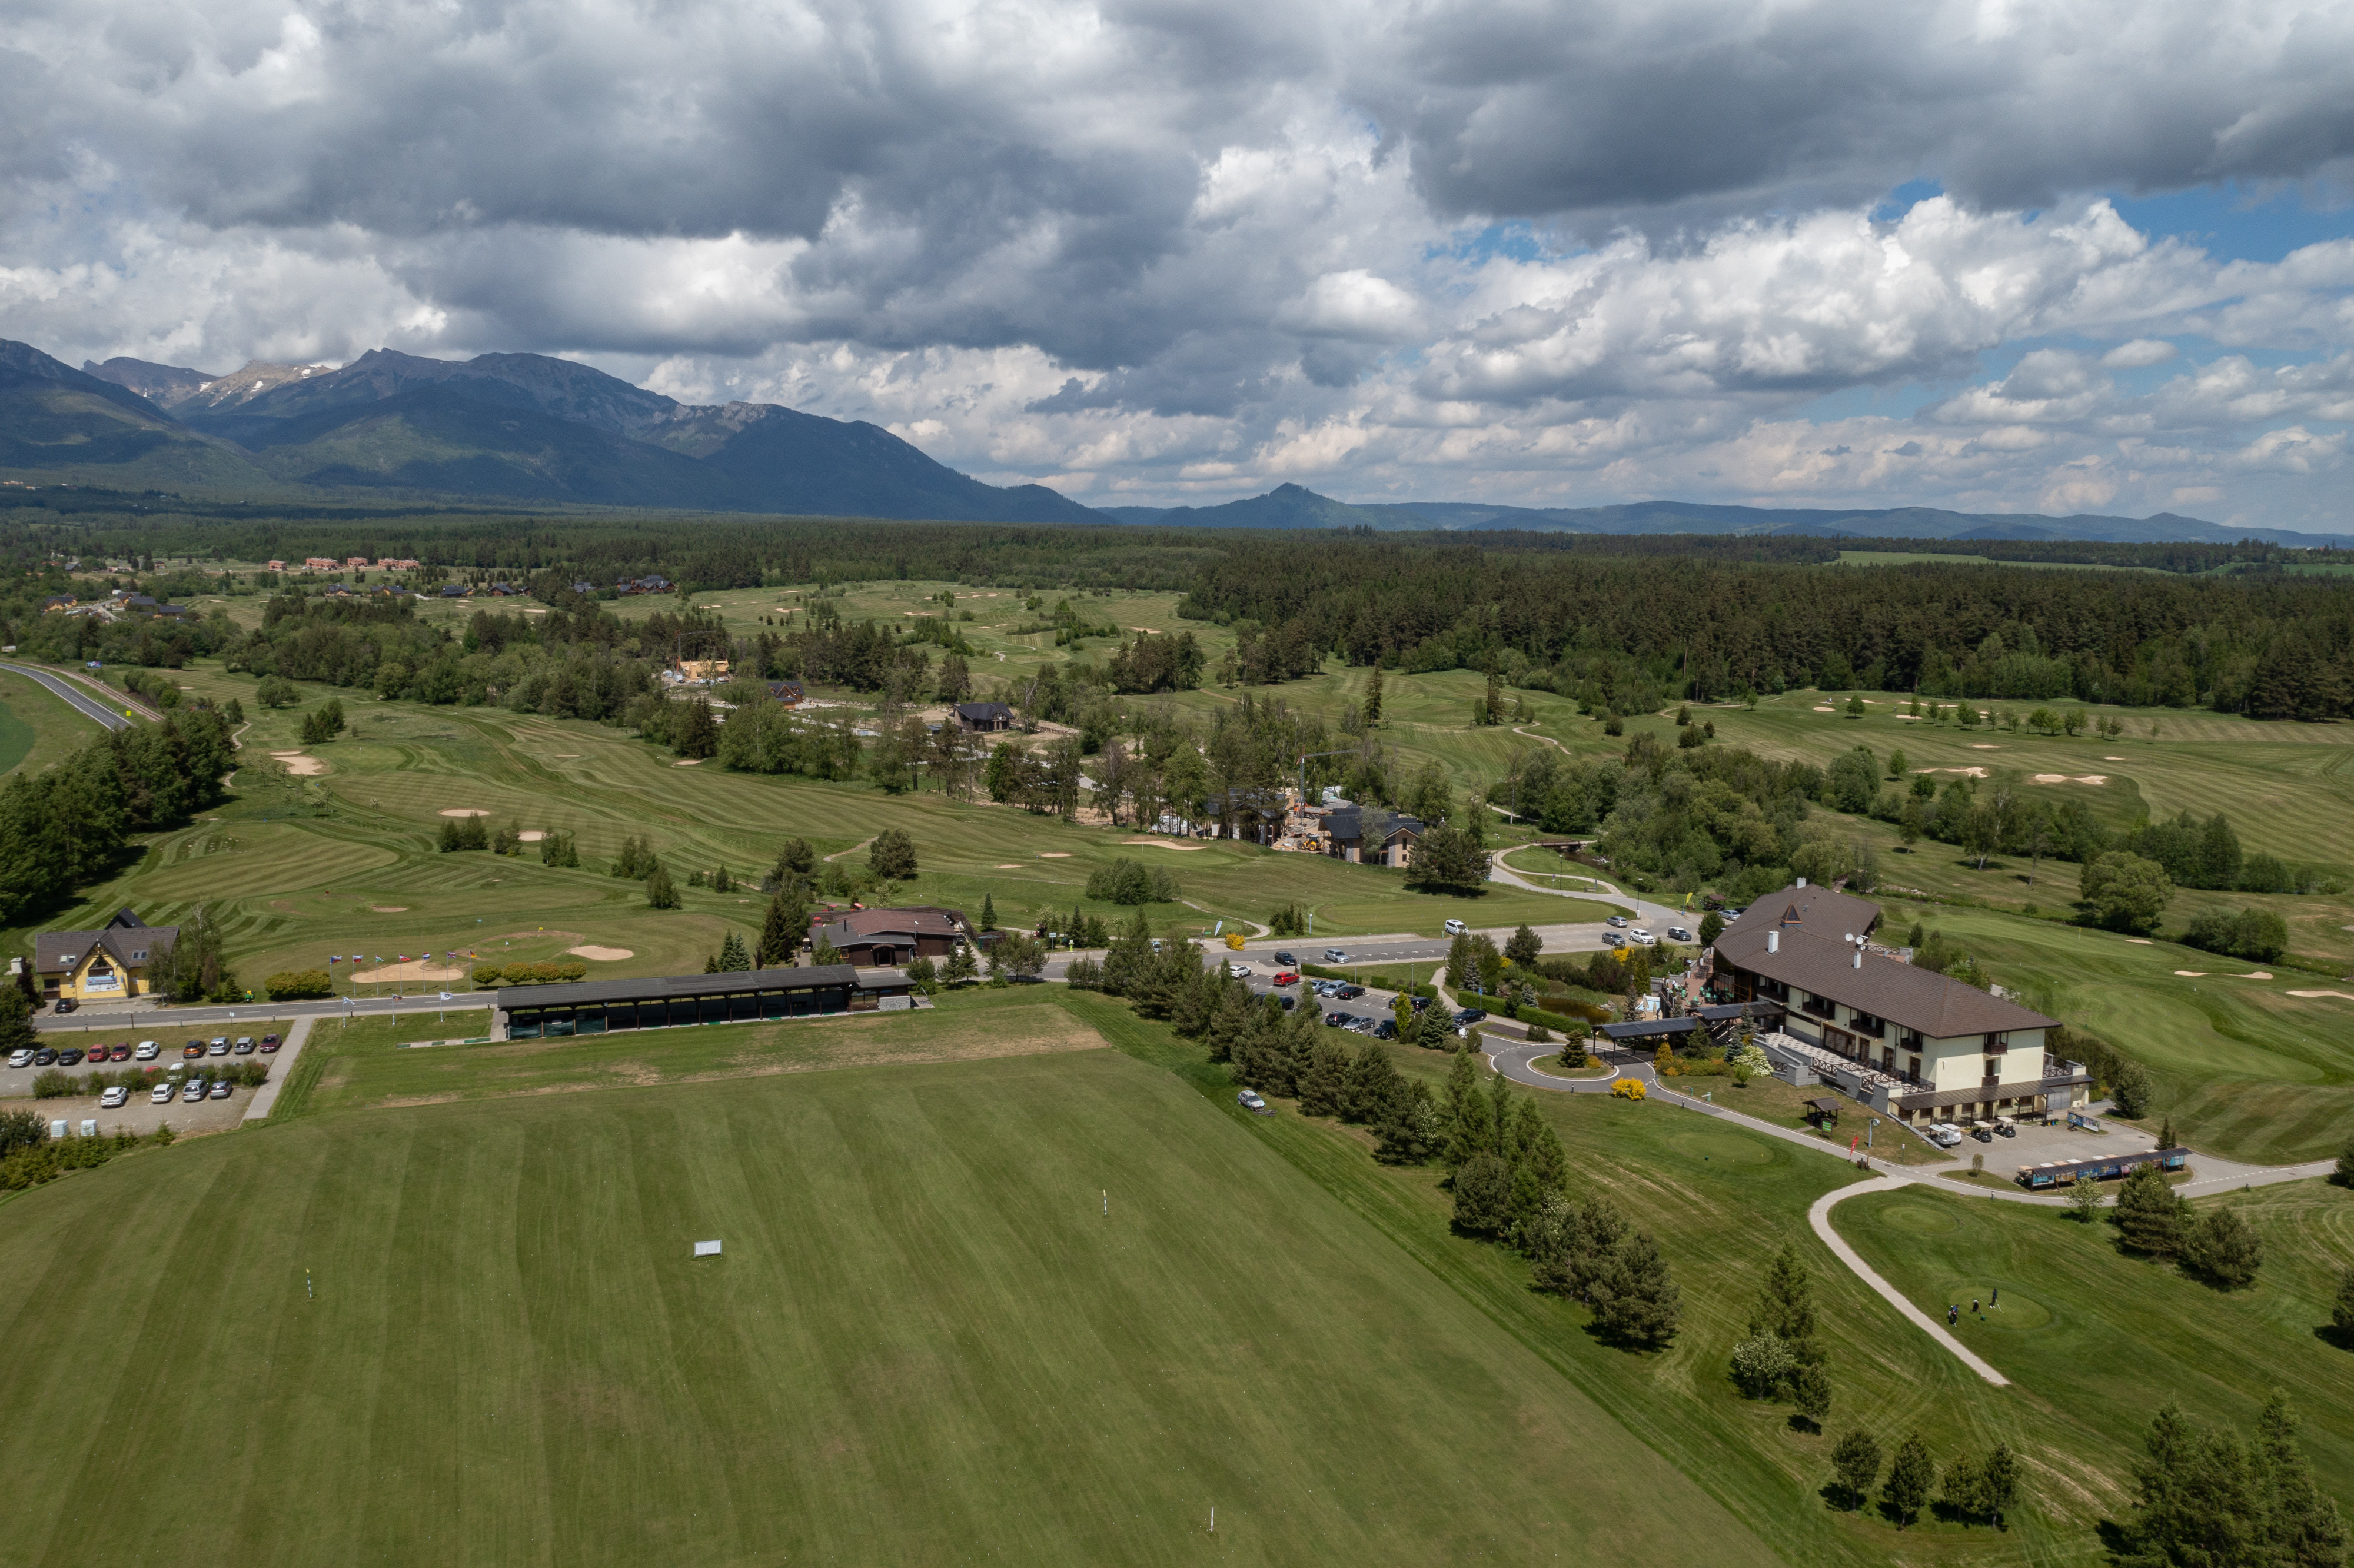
[1834, 1179, 2354, 1506]
[0, 1045, 1783, 1567]
[0, 695, 30, 777]
[0, 665, 106, 778]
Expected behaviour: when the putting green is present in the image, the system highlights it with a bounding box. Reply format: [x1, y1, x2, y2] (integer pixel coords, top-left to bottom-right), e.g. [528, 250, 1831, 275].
[1942, 1288, 2056, 1331]
[1666, 1128, 1776, 1165]
[1876, 1202, 1963, 1235]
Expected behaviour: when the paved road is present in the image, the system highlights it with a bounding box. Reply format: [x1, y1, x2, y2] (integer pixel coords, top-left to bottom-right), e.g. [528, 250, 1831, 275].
[0, 660, 135, 731]
[34, 991, 491, 1037]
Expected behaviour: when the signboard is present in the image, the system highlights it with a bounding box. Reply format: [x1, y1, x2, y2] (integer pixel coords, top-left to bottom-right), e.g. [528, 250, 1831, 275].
[879, 996, 913, 1011]
[693, 1240, 723, 1258]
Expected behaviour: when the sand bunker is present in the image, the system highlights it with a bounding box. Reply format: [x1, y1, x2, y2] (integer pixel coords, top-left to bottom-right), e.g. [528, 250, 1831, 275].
[2030, 774, 2108, 785]
[673, 758, 701, 767]
[1916, 766, 1989, 778]
[2127, 938, 2153, 945]
[1039, 851, 1071, 858]
[2175, 970, 2208, 977]
[518, 830, 546, 842]
[349, 960, 467, 984]
[438, 807, 490, 817]
[2104, 755, 2127, 761]
[565, 945, 633, 961]
[272, 754, 326, 776]
[2239, 971, 2275, 980]
[1970, 743, 2000, 749]
[2288, 990, 2354, 1001]
[1812, 705, 1835, 712]
[369, 905, 408, 913]
[1123, 838, 1205, 850]
[994, 863, 1022, 868]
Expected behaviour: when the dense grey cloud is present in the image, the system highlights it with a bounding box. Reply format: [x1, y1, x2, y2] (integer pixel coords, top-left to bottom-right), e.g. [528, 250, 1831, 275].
[3, 0, 2352, 524]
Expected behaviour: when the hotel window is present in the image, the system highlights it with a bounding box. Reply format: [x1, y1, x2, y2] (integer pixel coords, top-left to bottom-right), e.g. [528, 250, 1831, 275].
[1982, 1031, 2010, 1053]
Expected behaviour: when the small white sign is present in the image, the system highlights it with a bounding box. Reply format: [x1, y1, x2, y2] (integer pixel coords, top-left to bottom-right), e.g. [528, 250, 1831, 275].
[693, 1240, 723, 1258]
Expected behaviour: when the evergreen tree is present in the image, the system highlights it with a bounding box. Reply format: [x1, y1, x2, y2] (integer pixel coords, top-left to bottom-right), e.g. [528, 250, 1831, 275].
[942, 944, 977, 987]
[1505, 923, 1542, 968]
[0, 981, 35, 1055]
[2126, 1404, 2263, 1566]
[716, 931, 750, 971]
[754, 886, 804, 968]
[1442, 1048, 1489, 1168]
[869, 827, 918, 881]
[2157, 1115, 2175, 1150]
[674, 697, 719, 759]
[2335, 1133, 2354, 1189]
[1884, 1431, 1936, 1528]
[2335, 1266, 2354, 1342]
[1361, 661, 1384, 727]
[2115, 1162, 2189, 1254]
[1590, 1227, 1680, 1346]
[1750, 1242, 1820, 1344]
[1789, 1361, 1833, 1430]
[771, 837, 816, 881]
[1372, 1078, 1444, 1164]
[1444, 930, 1474, 988]
[979, 893, 998, 932]
[1940, 1453, 1985, 1524]
[1830, 1429, 1881, 1512]
[1451, 1153, 1513, 1237]
[2181, 1204, 2264, 1287]
[645, 864, 680, 909]
[2256, 1393, 2350, 1567]
[1980, 1442, 2021, 1530]
[812, 933, 842, 966]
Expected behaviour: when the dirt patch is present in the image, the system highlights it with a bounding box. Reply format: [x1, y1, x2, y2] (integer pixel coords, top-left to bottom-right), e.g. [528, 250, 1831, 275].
[1123, 838, 1206, 850]
[566, 944, 634, 961]
[2289, 990, 2354, 1001]
[438, 807, 490, 818]
[350, 960, 468, 984]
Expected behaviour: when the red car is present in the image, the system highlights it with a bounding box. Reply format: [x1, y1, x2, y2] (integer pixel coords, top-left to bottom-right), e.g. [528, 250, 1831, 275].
[107, 1044, 133, 1062]
[1271, 970, 1299, 986]
[182, 1041, 207, 1058]
[259, 1034, 281, 1054]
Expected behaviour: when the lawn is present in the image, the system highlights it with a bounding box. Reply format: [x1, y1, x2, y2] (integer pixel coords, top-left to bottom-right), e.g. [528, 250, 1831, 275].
[0, 1037, 1780, 1567]
[0, 665, 110, 778]
[1834, 1178, 2354, 1514]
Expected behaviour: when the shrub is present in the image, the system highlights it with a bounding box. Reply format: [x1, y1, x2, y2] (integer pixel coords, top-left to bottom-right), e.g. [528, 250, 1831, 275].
[473, 964, 505, 987]
[264, 968, 334, 1000]
[31, 1070, 76, 1099]
[2180, 1204, 2263, 1287]
[1268, 903, 1307, 937]
[1065, 956, 1104, 990]
[2180, 906, 2289, 964]
[1085, 859, 1178, 905]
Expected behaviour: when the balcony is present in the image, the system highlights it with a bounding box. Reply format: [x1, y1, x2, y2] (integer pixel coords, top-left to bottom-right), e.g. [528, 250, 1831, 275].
[1799, 993, 1837, 1020]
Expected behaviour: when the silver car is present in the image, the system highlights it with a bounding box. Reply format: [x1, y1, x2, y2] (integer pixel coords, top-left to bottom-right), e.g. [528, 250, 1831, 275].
[150, 1083, 177, 1105]
[181, 1080, 208, 1102]
[209, 1081, 233, 1100]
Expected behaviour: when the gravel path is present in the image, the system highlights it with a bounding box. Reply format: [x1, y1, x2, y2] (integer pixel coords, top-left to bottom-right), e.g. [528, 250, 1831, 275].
[241, 1016, 314, 1122]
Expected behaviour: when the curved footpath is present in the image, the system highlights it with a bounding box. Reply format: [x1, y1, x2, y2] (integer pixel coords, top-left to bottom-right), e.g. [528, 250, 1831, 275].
[1491, 1036, 2338, 1384]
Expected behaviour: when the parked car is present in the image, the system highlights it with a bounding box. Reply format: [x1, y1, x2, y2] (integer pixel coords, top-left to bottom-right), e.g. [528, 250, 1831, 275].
[1605, 915, 1629, 928]
[99, 1086, 130, 1109]
[1324, 1011, 1351, 1027]
[181, 1080, 208, 1102]
[210, 1081, 233, 1100]
[1271, 970, 1299, 986]
[134, 1041, 159, 1060]
[1666, 927, 1694, 944]
[208, 1037, 230, 1056]
[52, 997, 77, 1013]
[1373, 1020, 1398, 1040]
[1322, 949, 1351, 963]
[1272, 951, 1297, 967]
[1602, 931, 1626, 948]
[1236, 1088, 1267, 1111]
[1724, 907, 1745, 920]
[234, 1036, 256, 1054]
[1335, 984, 1365, 1000]
[1275, 996, 1296, 1011]
[1347, 1016, 1378, 1034]
[1225, 961, 1252, 978]
[32, 1048, 57, 1067]
[1453, 1008, 1488, 1026]
[6, 1048, 31, 1069]
[259, 1034, 281, 1053]
[1409, 996, 1433, 1012]
[150, 1083, 177, 1106]
[182, 1040, 207, 1058]
[108, 1043, 133, 1062]
[57, 1048, 85, 1066]
[1444, 918, 1469, 936]
[1630, 928, 1658, 946]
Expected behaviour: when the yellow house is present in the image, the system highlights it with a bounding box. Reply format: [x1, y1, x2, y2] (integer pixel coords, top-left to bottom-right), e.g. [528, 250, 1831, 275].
[33, 908, 178, 1002]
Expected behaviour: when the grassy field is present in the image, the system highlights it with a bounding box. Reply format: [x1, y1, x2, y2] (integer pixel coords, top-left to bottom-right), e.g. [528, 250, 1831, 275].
[1834, 1178, 2354, 1509]
[0, 1031, 1784, 1566]
[0, 665, 109, 778]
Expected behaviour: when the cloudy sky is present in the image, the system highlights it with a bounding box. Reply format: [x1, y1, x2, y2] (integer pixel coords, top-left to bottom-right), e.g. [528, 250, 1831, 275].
[6, 0, 2354, 526]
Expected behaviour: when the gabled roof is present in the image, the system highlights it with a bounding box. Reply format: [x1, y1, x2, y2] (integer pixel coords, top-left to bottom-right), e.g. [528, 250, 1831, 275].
[953, 701, 1015, 721]
[1713, 884, 2054, 1040]
[34, 914, 179, 973]
[810, 905, 972, 946]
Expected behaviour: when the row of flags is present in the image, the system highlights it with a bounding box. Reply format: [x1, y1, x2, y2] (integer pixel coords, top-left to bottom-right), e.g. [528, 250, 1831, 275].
[325, 950, 478, 968]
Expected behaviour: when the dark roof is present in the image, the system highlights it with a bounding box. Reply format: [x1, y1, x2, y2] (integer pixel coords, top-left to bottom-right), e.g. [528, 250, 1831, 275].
[1714, 884, 2056, 1039]
[1693, 1001, 1785, 1023]
[497, 964, 910, 1010]
[810, 906, 970, 943]
[34, 914, 178, 973]
[954, 701, 1015, 721]
[1325, 808, 1424, 842]
[1597, 1017, 1700, 1041]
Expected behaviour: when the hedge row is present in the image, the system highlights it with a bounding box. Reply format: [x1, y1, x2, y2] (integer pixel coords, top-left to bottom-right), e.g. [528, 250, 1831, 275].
[472, 960, 588, 986]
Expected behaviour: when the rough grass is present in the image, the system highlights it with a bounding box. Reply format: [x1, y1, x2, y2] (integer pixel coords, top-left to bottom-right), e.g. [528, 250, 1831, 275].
[0, 1037, 1780, 1568]
[0, 665, 108, 779]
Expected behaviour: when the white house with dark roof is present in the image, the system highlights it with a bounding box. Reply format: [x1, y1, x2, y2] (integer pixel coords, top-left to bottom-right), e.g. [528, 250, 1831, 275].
[1704, 882, 2089, 1123]
[32, 908, 178, 1002]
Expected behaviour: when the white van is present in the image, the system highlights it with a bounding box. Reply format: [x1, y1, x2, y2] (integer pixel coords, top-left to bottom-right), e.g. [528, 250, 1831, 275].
[1444, 919, 1469, 936]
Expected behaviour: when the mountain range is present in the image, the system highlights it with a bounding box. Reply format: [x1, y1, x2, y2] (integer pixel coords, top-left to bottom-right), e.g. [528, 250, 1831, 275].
[2, 339, 1099, 522]
[5, 337, 2347, 545]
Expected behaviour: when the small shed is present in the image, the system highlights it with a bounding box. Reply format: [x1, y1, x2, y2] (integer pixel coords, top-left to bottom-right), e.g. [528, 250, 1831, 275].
[1804, 1097, 1841, 1127]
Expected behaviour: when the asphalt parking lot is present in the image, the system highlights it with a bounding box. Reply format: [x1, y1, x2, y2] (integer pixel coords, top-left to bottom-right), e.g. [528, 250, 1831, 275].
[5, 1032, 279, 1138]
[20, 1088, 252, 1140]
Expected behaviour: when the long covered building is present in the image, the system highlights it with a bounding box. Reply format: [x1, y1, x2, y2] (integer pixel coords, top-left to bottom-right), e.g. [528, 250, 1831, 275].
[1704, 882, 2090, 1124]
[496, 965, 918, 1038]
